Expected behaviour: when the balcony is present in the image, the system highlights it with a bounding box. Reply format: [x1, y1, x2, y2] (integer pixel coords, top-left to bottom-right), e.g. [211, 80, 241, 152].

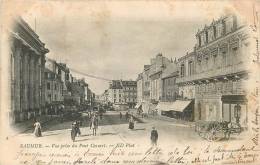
[176, 62, 248, 84]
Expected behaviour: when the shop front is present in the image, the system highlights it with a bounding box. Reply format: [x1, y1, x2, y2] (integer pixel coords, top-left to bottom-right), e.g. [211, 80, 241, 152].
[221, 95, 248, 128]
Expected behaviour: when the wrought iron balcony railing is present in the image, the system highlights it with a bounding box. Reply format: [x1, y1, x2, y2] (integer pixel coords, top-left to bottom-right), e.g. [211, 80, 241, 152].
[176, 62, 248, 84]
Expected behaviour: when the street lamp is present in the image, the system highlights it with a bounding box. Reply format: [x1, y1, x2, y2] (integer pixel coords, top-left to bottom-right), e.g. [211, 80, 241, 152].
[234, 104, 241, 124]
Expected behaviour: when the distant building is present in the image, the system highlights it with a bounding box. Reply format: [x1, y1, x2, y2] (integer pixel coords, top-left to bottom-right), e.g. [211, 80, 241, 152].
[161, 62, 178, 102]
[122, 80, 137, 108]
[9, 17, 49, 123]
[136, 73, 143, 104]
[70, 78, 88, 105]
[149, 53, 171, 102]
[108, 80, 137, 109]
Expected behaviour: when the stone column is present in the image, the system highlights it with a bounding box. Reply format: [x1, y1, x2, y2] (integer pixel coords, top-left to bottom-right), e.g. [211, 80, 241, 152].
[34, 56, 39, 110]
[13, 40, 22, 122]
[40, 57, 46, 115]
[33, 54, 38, 117]
[28, 52, 35, 119]
[22, 47, 29, 119]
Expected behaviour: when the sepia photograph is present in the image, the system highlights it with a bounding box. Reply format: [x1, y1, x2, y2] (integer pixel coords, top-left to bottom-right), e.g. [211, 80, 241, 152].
[0, 0, 260, 164]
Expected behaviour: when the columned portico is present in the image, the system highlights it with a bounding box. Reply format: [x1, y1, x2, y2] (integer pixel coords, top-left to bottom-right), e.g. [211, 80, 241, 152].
[10, 17, 49, 123]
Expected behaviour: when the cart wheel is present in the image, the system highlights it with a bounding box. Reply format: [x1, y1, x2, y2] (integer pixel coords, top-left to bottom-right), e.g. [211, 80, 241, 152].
[207, 127, 222, 142]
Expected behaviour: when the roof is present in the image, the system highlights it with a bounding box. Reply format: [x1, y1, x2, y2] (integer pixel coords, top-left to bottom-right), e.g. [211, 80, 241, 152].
[109, 80, 123, 89]
[162, 63, 178, 79]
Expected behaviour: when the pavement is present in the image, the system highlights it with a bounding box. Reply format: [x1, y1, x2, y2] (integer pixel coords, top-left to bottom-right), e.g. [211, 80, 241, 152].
[10, 115, 59, 137]
[9, 110, 251, 148]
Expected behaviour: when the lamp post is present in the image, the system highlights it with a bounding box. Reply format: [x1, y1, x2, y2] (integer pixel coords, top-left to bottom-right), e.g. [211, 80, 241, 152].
[234, 104, 241, 124]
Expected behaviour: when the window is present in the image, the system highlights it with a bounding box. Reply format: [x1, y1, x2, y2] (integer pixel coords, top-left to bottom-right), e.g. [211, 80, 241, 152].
[54, 83, 57, 90]
[213, 26, 217, 38]
[48, 94, 51, 101]
[205, 31, 208, 43]
[222, 20, 226, 35]
[180, 64, 185, 77]
[188, 61, 193, 76]
[198, 35, 201, 47]
[47, 83, 51, 90]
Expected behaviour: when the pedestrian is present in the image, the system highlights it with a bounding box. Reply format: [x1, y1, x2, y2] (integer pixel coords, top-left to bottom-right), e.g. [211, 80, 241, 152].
[33, 120, 42, 137]
[75, 120, 81, 136]
[119, 112, 122, 120]
[71, 122, 77, 142]
[90, 114, 99, 136]
[125, 112, 129, 121]
[128, 116, 134, 130]
[150, 127, 158, 147]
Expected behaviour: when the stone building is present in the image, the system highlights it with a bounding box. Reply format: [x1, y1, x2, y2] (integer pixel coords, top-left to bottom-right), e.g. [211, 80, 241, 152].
[161, 62, 179, 102]
[44, 69, 62, 104]
[176, 14, 252, 127]
[177, 52, 196, 100]
[45, 59, 64, 103]
[122, 80, 137, 108]
[9, 17, 49, 123]
[107, 80, 137, 109]
[149, 53, 171, 102]
[70, 78, 88, 105]
[136, 73, 143, 104]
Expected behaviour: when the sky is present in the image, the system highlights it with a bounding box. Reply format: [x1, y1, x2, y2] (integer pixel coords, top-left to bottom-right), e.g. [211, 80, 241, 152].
[19, 1, 248, 95]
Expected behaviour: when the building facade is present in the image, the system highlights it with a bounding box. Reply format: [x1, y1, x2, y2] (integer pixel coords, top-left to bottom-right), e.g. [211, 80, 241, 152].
[108, 80, 137, 108]
[177, 52, 196, 100]
[9, 17, 49, 123]
[70, 78, 88, 105]
[44, 68, 63, 104]
[149, 54, 171, 102]
[136, 73, 143, 104]
[161, 62, 179, 102]
[176, 14, 252, 127]
[122, 80, 137, 108]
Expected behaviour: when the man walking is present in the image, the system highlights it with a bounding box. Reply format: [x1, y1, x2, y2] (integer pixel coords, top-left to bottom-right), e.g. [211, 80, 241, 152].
[119, 112, 122, 120]
[125, 112, 129, 121]
[150, 127, 158, 146]
[90, 114, 99, 136]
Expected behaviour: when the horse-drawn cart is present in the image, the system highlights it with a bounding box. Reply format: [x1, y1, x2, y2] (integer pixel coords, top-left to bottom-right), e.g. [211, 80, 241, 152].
[195, 121, 242, 142]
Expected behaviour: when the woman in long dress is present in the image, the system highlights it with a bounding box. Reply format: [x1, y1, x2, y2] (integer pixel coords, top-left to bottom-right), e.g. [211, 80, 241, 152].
[71, 122, 77, 142]
[33, 120, 42, 137]
[128, 116, 134, 130]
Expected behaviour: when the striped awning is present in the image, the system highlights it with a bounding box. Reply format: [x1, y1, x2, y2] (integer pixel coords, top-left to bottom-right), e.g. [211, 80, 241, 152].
[156, 100, 192, 112]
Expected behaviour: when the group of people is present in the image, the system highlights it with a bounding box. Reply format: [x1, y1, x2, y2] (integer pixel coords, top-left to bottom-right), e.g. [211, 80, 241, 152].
[33, 110, 159, 147]
[120, 111, 159, 146]
[71, 112, 99, 142]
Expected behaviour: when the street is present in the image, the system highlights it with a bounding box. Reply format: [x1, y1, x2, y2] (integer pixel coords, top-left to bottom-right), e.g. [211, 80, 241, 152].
[12, 111, 249, 148]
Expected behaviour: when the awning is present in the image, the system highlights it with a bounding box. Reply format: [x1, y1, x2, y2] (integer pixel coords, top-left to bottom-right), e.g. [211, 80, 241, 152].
[156, 102, 171, 111]
[221, 95, 247, 104]
[169, 100, 192, 112]
[135, 103, 142, 109]
[156, 100, 192, 112]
